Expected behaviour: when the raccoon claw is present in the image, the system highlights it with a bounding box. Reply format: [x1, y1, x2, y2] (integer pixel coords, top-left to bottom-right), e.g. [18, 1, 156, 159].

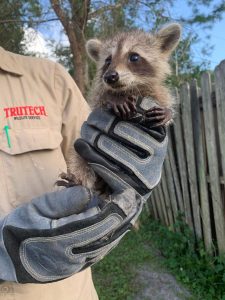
[144, 107, 172, 127]
[55, 172, 80, 188]
[113, 97, 137, 119]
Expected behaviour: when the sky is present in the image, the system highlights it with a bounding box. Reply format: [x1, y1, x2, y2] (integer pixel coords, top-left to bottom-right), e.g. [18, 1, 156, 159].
[199, 18, 225, 68]
[25, 0, 225, 70]
[172, 0, 225, 69]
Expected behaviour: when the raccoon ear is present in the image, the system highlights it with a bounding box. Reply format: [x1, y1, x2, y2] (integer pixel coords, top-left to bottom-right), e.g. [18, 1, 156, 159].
[157, 23, 181, 55]
[86, 39, 102, 62]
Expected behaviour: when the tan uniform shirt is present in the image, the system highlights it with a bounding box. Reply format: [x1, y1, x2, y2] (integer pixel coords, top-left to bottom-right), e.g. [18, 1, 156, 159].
[0, 47, 98, 300]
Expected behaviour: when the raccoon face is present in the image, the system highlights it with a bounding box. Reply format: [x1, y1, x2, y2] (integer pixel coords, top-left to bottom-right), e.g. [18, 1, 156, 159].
[86, 23, 181, 94]
[102, 53, 140, 89]
[100, 50, 157, 91]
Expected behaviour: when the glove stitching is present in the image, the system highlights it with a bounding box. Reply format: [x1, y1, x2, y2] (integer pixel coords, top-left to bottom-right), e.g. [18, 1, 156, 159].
[99, 136, 157, 188]
[21, 213, 122, 246]
[23, 232, 127, 282]
[98, 131, 168, 189]
[66, 233, 124, 260]
[115, 122, 168, 148]
[99, 135, 152, 165]
[19, 214, 122, 280]
[76, 231, 128, 264]
[65, 216, 122, 257]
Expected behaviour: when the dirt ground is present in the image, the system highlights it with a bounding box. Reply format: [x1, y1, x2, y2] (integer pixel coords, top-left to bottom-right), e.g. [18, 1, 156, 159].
[131, 243, 192, 300]
[133, 265, 192, 300]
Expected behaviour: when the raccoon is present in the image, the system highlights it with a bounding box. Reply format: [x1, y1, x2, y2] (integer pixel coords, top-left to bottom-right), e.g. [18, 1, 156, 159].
[86, 23, 181, 124]
[58, 23, 181, 190]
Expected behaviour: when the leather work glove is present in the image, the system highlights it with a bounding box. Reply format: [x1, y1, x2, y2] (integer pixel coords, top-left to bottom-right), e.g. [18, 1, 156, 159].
[0, 186, 142, 283]
[75, 107, 168, 201]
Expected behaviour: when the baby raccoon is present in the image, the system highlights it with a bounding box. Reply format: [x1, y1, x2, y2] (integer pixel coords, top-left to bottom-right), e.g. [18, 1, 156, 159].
[58, 23, 181, 189]
[86, 23, 181, 125]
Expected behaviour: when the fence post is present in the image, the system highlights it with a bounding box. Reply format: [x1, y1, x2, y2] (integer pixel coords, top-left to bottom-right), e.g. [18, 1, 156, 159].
[173, 90, 194, 231]
[201, 72, 225, 254]
[180, 83, 202, 239]
[190, 79, 213, 253]
[215, 61, 225, 181]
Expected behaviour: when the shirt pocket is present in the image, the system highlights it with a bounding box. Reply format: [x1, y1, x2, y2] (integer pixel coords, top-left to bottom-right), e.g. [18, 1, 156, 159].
[0, 127, 63, 154]
[0, 127, 67, 212]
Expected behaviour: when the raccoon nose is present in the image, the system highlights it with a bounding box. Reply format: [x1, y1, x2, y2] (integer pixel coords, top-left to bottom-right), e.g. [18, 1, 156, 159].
[104, 71, 119, 84]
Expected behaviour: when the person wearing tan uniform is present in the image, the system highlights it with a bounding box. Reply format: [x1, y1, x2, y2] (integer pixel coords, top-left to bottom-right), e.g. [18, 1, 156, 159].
[0, 46, 98, 300]
[0, 47, 168, 300]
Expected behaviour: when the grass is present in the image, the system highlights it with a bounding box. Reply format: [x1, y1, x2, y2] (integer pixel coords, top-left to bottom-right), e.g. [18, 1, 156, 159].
[93, 212, 225, 300]
[92, 219, 163, 299]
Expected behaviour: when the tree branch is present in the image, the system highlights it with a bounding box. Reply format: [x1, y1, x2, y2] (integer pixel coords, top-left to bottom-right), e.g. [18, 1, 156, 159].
[50, 0, 70, 31]
[88, 1, 129, 19]
[0, 18, 59, 24]
[82, 0, 91, 31]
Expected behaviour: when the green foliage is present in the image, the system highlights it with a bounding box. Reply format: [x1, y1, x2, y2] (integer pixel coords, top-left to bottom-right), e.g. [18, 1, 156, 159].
[143, 216, 225, 300]
[167, 34, 210, 87]
[93, 225, 155, 300]
[0, 2, 25, 53]
[54, 45, 74, 75]
[93, 214, 225, 300]
[184, 1, 225, 25]
[0, 0, 42, 54]
[89, 0, 139, 39]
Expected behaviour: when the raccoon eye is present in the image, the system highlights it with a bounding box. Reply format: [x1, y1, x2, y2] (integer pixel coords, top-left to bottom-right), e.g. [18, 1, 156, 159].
[105, 55, 112, 65]
[129, 53, 140, 62]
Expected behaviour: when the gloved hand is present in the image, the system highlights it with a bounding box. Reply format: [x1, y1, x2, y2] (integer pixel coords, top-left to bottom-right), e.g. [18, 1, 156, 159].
[0, 186, 142, 283]
[75, 107, 168, 201]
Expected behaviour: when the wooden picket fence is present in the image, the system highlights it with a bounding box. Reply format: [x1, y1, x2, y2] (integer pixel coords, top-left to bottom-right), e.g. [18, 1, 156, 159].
[147, 59, 225, 255]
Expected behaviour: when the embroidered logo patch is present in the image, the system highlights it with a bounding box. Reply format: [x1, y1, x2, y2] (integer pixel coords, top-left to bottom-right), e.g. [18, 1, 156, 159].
[3, 106, 47, 120]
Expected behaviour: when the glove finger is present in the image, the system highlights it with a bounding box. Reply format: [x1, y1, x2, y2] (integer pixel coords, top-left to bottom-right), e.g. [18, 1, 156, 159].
[53, 205, 101, 227]
[86, 108, 116, 134]
[79, 124, 149, 169]
[74, 138, 120, 173]
[31, 187, 93, 219]
[75, 139, 151, 196]
[80, 121, 149, 158]
[90, 163, 152, 200]
[79, 122, 167, 190]
[86, 108, 167, 146]
[56, 188, 139, 229]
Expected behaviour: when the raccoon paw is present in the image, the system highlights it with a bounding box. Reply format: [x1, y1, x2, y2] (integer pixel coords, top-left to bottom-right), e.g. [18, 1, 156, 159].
[56, 172, 81, 188]
[144, 106, 173, 127]
[109, 96, 137, 120]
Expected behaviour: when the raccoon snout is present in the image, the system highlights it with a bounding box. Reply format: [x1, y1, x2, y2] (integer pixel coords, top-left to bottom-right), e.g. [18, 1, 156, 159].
[104, 71, 119, 85]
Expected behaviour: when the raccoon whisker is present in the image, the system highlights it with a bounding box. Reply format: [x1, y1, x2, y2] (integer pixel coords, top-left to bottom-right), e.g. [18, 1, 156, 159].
[137, 82, 153, 95]
[119, 73, 132, 78]
[131, 84, 140, 98]
[125, 81, 135, 96]
[132, 84, 143, 98]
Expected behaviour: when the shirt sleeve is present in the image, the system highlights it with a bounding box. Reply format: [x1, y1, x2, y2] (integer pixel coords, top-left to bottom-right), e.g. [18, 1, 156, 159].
[53, 63, 91, 165]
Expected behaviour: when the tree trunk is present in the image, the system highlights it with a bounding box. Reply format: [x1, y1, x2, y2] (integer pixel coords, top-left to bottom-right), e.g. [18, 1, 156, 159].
[50, 0, 88, 95]
[67, 27, 86, 94]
